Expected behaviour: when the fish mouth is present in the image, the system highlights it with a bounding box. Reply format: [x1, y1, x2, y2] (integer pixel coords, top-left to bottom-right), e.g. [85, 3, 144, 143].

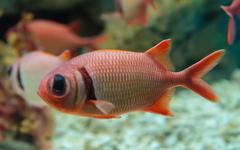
[37, 86, 48, 102]
[37, 85, 57, 109]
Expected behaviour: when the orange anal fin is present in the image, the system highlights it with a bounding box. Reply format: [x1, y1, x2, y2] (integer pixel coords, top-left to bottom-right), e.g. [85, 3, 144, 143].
[91, 115, 121, 119]
[143, 89, 174, 116]
[88, 100, 115, 115]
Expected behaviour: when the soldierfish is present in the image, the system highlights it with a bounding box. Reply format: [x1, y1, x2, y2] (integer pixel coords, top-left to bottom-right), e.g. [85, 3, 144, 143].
[115, 0, 156, 25]
[7, 19, 104, 55]
[8, 50, 70, 106]
[221, 0, 240, 44]
[38, 39, 224, 119]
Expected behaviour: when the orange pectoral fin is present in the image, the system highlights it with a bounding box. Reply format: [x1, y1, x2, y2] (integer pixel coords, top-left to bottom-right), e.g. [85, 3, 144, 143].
[143, 89, 174, 116]
[59, 50, 71, 61]
[88, 100, 115, 115]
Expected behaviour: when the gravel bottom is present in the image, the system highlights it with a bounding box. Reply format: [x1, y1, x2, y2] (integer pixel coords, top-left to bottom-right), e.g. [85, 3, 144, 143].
[52, 70, 240, 150]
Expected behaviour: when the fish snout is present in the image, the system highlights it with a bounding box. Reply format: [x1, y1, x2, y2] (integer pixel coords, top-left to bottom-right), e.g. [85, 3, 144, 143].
[37, 78, 49, 101]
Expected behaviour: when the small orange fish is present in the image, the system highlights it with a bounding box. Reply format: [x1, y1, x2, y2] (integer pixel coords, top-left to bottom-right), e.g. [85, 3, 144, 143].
[221, 0, 240, 44]
[38, 39, 224, 119]
[115, 0, 156, 25]
[7, 19, 104, 55]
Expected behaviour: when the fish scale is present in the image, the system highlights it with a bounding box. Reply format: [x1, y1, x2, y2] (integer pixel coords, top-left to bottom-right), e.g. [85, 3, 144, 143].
[70, 51, 165, 115]
[38, 39, 224, 119]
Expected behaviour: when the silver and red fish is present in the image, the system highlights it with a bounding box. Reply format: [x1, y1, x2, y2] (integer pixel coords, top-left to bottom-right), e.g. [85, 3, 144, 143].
[7, 19, 105, 55]
[8, 50, 70, 106]
[221, 0, 240, 44]
[38, 39, 225, 119]
[115, 0, 156, 25]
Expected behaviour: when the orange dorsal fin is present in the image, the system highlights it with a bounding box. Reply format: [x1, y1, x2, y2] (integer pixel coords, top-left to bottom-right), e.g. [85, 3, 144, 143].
[143, 89, 174, 116]
[59, 50, 71, 61]
[145, 39, 174, 70]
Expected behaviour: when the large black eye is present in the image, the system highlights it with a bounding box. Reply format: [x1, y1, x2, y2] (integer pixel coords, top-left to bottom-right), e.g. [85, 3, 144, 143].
[52, 74, 66, 96]
[7, 66, 13, 76]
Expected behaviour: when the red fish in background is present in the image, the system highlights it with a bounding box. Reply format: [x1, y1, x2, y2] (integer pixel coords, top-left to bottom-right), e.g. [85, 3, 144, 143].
[38, 39, 224, 119]
[221, 0, 240, 44]
[7, 17, 105, 55]
[115, 0, 156, 25]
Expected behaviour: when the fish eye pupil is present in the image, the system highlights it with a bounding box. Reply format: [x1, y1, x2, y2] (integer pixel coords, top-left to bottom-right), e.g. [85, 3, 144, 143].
[52, 74, 66, 96]
[7, 66, 13, 76]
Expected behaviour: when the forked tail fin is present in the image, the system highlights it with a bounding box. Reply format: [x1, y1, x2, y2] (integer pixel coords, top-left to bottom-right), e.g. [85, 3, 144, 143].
[180, 50, 225, 101]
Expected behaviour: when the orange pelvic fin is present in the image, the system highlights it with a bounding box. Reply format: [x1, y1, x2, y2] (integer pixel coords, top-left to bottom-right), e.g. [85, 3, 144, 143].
[89, 100, 115, 114]
[181, 50, 225, 102]
[145, 39, 174, 70]
[143, 89, 174, 116]
[59, 50, 71, 61]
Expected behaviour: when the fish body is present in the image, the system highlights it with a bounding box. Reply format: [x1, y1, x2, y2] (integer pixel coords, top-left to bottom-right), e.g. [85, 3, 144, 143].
[9, 50, 70, 105]
[7, 19, 101, 55]
[38, 39, 224, 119]
[116, 0, 156, 25]
[221, 0, 240, 44]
